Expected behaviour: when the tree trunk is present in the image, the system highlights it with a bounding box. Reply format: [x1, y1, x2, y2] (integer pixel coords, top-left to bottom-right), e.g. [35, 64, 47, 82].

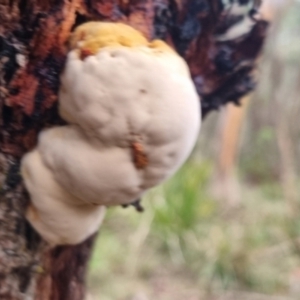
[0, 1, 267, 299]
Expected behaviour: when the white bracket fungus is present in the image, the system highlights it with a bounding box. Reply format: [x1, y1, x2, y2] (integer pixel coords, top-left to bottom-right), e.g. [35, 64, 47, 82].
[21, 22, 201, 246]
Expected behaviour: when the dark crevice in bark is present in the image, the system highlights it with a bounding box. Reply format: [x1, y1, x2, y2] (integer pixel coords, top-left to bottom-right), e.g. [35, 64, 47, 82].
[0, 36, 19, 84]
[152, 1, 171, 40]
[72, 12, 90, 31]
[170, 0, 209, 55]
[13, 266, 32, 293]
[4, 159, 21, 190]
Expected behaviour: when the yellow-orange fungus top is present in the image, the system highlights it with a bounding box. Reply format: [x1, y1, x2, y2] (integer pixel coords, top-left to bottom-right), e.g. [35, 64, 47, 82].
[70, 22, 174, 57]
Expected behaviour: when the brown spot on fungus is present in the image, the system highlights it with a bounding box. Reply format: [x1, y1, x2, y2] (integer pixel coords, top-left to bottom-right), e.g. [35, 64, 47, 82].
[80, 48, 93, 60]
[131, 141, 148, 169]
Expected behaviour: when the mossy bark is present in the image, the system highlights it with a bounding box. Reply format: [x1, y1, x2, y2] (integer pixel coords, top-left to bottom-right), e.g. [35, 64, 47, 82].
[0, 0, 267, 299]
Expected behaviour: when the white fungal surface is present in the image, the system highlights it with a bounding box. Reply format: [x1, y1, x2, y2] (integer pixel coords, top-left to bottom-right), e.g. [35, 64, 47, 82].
[21, 22, 201, 246]
[22, 150, 106, 246]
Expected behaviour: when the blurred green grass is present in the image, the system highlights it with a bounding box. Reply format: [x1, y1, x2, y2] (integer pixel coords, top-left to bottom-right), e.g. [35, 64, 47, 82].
[87, 153, 300, 300]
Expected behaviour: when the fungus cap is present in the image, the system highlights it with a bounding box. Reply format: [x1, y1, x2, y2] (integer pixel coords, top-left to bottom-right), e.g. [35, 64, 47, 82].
[22, 150, 106, 246]
[21, 22, 201, 245]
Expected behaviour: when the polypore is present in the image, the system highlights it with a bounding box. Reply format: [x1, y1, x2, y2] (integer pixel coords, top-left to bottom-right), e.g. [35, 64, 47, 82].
[21, 22, 201, 246]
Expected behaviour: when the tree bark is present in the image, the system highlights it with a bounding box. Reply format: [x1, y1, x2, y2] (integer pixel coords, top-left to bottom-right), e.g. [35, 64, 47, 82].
[0, 1, 267, 299]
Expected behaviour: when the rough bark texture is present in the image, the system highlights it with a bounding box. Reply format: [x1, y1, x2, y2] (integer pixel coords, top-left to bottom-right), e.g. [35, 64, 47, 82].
[0, 0, 267, 299]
